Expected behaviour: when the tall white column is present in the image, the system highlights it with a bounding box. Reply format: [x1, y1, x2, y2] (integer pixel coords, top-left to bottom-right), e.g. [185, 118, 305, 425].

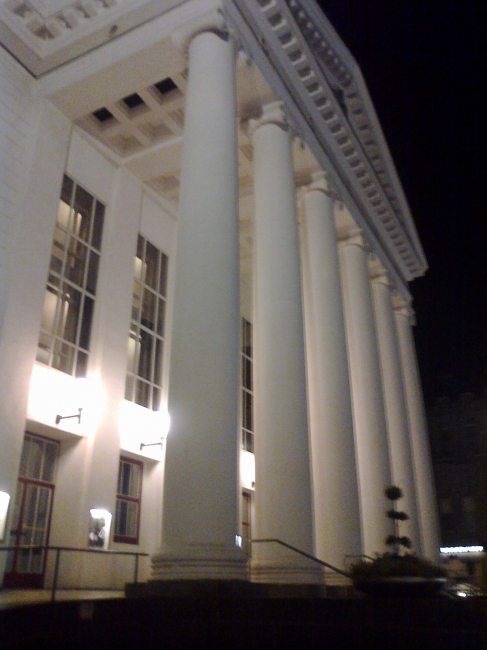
[394, 302, 440, 560]
[248, 102, 321, 584]
[371, 272, 421, 551]
[151, 26, 247, 581]
[339, 231, 392, 555]
[300, 173, 361, 578]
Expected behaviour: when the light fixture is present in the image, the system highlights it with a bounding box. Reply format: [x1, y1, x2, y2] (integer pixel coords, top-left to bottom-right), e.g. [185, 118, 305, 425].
[89, 509, 112, 550]
[55, 377, 94, 426]
[440, 545, 484, 554]
[140, 438, 163, 451]
[139, 409, 170, 450]
[55, 407, 82, 425]
[0, 492, 10, 540]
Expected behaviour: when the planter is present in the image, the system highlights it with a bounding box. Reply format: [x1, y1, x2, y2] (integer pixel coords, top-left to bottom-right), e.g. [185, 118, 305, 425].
[353, 576, 447, 598]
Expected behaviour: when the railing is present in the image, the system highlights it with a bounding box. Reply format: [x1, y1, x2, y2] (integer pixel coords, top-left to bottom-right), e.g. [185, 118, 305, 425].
[0, 546, 149, 602]
[251, 538, 350, 578]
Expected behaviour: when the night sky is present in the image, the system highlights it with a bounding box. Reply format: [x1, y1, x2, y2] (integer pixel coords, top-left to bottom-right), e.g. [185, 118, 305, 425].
[317, 0, 486, 403]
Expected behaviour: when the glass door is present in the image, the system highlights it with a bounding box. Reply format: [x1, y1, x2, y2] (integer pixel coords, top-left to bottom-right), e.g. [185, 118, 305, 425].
[3, 434, 58, 589]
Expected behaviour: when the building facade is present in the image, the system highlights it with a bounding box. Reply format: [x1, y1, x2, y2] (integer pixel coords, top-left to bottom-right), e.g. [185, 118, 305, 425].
[429, 393, 487, 550]
[0, 0, 438, 589]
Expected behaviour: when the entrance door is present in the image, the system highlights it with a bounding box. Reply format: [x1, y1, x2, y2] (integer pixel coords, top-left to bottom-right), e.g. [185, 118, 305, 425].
[3, 434, 58, 589]
[242, 491, 252, 557]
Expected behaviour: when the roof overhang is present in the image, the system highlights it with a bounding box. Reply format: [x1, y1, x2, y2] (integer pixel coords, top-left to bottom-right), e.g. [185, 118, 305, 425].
[225, 0, 427, 290]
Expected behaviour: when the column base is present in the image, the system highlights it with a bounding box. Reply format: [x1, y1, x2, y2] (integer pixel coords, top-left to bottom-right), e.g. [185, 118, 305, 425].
[151, 543, 249, 581]
[251, 560, 323, 585]
[324, 568, 353, 587]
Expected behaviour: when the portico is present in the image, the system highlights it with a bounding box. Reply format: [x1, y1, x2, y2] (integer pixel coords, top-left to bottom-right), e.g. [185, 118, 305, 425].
[0, 0, 438, 590]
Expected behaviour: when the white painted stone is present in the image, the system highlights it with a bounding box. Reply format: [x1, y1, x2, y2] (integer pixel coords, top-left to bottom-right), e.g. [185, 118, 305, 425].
[300, 173, 361, 575]
[371, 273, 421, 551]
[151, 29, 248, 581]
[395, 305, 440, 560]
[249, 102, 321, 585]
[339, 232, 392, 556]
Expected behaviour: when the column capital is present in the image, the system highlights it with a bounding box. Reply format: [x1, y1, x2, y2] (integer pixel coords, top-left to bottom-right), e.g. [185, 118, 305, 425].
[338, 227, 366, 249]
[303, 170, 339, 198]
[392, 292, 416, 323]
[242, 101, 289, 139]
[172, 6, 228, 55]
[369, 256, 390, 286]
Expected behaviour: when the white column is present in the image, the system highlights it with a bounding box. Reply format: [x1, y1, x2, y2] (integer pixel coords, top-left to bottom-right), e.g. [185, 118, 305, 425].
[339, 231, 392, 555]
[300, 173, 361, 577]
[248, 102, 321, 584]
[394, 302, 440, 560]
[371, 272, 421, 551]
[151, 26, 247, 581]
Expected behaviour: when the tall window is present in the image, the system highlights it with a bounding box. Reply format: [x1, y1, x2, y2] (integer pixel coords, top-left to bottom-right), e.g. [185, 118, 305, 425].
[125, 235, 168, 411]
[114, 457, 142, 544]
[241, 318, 254, 453]
[37, 175, 105, 377]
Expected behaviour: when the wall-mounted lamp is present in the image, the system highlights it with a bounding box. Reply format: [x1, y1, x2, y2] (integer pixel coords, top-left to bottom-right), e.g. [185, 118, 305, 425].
[55, 407, 82, 425]
[140, 438, 164, 451]
[0, 492, 10, 541]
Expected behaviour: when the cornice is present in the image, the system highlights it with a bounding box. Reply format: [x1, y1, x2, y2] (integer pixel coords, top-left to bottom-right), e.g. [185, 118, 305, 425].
[224, 0, 428, 290]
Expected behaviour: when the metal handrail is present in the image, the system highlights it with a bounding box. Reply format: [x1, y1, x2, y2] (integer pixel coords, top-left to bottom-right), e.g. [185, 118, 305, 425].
[251, 538, 350, 578]
[0, 545, 149, 601]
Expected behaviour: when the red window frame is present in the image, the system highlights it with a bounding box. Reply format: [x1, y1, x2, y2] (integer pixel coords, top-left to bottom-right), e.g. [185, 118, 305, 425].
[113, 456, 143, 544]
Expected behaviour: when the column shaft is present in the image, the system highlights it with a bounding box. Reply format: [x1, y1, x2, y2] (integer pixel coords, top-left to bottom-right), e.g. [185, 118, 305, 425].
[301, 178, 361, 577]
[339, 235, 392, 555]
[152, 30, 247, 581]
[371, 277, 421, 550]
[250, 104, 320, 584]
[395, 307, 440, 560]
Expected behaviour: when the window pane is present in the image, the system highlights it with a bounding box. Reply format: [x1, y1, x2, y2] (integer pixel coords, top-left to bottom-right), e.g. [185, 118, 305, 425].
[73, 186, 93, 242]
[42, 442, 58, 482]
[52, 341, 76, 374]
[41, 286, 59, 336]
[130, 465, 140, 497]
[50, 226, 67, 274]
[61, 285, 82, 344]
[75, 350, 88, 378]
[247, 359, 253, 391]
[79, 296, 94, 350]
[126, 236, 168, 410]
[156, 298, 165, 336]
[20, 436, 43, 479]
[91, 201, 105, 250]
[39, 176, 104, 377]
[61, 175, 73, 205]
[152, 386, 161, 412]
[141, 289, 156, 331]
[132, 282, 142, 321]
[159, 253, 168, 296]
[137, 330, 153, 381]
[57, 200, 71, 230]
[127, 329, 138, 374]
[154, 339, 163, 386]
[145, 242, 158, 290]
[86, 251, 100, 295]
[136, 236, 144, 278]
[135, 379, 150, 408]
[67, 239, 88, 287]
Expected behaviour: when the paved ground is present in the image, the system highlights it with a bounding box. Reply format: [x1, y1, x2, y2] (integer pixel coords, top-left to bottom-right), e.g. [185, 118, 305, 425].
[0, 589, 124, 609]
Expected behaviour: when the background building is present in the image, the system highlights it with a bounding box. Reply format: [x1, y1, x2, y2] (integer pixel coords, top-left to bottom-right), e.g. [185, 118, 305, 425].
[0, 0, 438, 590]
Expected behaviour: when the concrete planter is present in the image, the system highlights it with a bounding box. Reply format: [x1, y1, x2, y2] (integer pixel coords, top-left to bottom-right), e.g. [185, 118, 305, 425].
[353, 576, 447, 597]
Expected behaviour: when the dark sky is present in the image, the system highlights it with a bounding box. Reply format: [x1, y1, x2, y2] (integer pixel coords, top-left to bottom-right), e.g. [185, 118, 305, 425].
[317, 0, 486, 402]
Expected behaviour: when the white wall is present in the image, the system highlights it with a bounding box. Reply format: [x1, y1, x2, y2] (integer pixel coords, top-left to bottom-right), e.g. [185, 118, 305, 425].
[39, 131, 177, 587]
[0, 65, 72, 576]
